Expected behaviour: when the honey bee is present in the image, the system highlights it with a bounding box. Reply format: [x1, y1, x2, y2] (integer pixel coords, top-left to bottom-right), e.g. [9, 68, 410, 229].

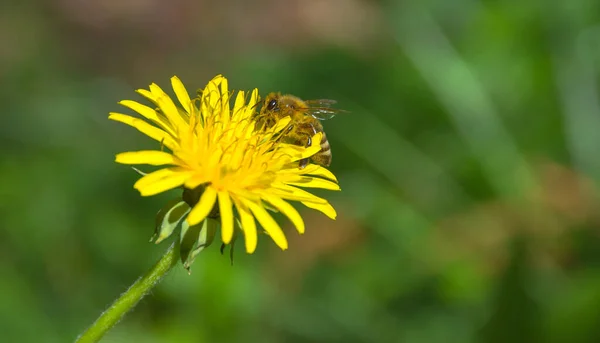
[257, 92, 344, 169]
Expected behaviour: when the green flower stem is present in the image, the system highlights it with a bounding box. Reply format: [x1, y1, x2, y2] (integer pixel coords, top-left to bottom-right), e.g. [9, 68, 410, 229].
[76, 242, 180, 343]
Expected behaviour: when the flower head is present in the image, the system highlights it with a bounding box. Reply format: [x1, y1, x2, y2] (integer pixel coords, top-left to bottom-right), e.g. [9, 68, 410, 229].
[110, 75, 340, 255]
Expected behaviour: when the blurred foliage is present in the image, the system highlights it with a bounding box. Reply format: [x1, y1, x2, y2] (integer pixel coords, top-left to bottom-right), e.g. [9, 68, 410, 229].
[2, 0, 600, 342]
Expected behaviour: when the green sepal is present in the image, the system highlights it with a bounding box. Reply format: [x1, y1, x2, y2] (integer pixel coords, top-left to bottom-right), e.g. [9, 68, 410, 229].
[219, 240, 236, 266]
[131, 167, 147, 176]
[180, 218, 218, 273]
[219, 219, 241, 265]
[151, 199, 190, 244]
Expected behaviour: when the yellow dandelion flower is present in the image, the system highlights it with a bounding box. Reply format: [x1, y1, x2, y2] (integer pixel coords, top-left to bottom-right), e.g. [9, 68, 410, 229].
[110, 75, 340, 254]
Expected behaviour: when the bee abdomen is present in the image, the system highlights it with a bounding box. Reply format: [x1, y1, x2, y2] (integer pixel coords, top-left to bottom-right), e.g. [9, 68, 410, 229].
[320, 132, 331, 154]
[309, 132, 332, 168]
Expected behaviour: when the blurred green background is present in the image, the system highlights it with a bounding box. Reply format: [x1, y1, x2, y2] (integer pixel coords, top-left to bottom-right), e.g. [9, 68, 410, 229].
[3, 0, 600, 342]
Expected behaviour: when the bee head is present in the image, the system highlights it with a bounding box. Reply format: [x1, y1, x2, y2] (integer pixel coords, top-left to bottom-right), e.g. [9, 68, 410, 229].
[267, 99, 278, 110]
[264, 93, 281, 112]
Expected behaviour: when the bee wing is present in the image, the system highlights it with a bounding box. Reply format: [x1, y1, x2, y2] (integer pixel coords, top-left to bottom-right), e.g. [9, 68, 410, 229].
[303, 99, 347, 120]
[305, 99, 338, 107]
[308, 108, 339, 120]
[309, 110, 336, 120]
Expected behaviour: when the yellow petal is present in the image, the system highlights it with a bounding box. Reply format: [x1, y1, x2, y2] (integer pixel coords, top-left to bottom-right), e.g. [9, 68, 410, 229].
[276, 140, 321, 161]
[133, 168, 178, 189]
[302, 200, 337, 219]
[296, 164, 338, 182]
[233, 197, 257, 253]
[199, 89, 211, 119]
[135, 171, 191, 196]
[187, 186, 217, 225]
[262, 194, 305, 234]
[118, 100, 175, 136]
[245, 88, 259, 119]
[177, 108, 190, 122]
[183, 173, 210, 190]
[245, 200, 288, 250]
[115, 151, 179, 166]
[271, 116, 292, 134]
[218, 192, 234, 244]
[271, 183, 328, 203]
[211, 74, 225, 81]
[119, 100, 158, 121]
[286, 177, 340, 191]
[220, 77, 230, 125]
[171, 76, 192, 114]
[204, 78, 220, 109]
[149, 83, 186, 129]
[135, 88, 157, 103]
[232, 90, 246, 120]
[109, 113, 178, 151]
[299, 133, 323, 153]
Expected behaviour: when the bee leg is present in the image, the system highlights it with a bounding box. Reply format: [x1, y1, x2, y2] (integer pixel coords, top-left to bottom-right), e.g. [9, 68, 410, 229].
[298, 135, 312, 169]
